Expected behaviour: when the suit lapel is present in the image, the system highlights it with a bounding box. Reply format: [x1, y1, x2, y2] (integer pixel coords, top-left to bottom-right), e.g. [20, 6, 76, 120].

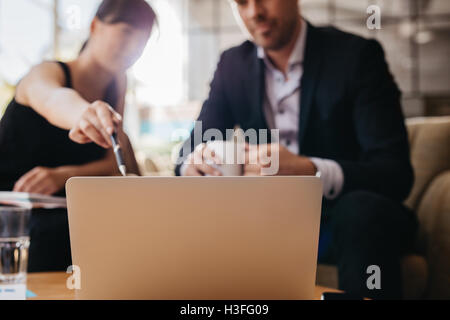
[299, 22, 324, 153]
[244, 49, 268, 132]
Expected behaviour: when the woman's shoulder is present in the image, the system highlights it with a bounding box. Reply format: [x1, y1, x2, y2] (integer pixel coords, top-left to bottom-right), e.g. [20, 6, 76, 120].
[22, 61, 67, 85]
[15, 61, 67, 104]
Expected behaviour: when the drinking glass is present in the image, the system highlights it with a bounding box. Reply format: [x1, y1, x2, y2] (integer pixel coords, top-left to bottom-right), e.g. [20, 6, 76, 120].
[0, 206, 31, 285]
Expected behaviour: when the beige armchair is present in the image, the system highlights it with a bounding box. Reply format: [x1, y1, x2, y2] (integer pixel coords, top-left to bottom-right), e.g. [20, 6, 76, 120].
[316, 116, 450, 299]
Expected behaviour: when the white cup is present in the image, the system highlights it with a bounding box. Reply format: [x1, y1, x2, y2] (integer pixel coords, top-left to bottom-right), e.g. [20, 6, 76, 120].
[206, 140, 245, 176]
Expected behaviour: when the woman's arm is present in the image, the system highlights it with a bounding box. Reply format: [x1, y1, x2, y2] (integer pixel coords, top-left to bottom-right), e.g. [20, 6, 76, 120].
[13, 129, 143, 195]
[13, 150, 118, 195]
[113, 74, 142, 176]
[17, 62, 122, 148]
[118, 129, 142, 176]
[17, 62, 89, 130]
[65, 131, 141, 177]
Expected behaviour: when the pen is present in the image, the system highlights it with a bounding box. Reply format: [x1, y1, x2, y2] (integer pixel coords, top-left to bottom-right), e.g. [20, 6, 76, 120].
[110, 132, 127, 177]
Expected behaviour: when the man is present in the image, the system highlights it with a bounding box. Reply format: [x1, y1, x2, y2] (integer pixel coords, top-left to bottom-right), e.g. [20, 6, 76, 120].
[176, 0, 417, 299]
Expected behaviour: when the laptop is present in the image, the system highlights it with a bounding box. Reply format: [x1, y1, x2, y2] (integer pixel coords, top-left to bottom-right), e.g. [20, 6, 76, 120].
[66, 176, 323, 300]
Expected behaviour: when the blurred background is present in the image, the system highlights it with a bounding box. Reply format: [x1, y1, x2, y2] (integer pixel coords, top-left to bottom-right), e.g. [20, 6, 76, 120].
[0, 0, 449, 175]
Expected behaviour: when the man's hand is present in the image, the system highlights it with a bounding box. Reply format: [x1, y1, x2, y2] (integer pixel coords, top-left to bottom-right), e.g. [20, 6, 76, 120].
[182, 143, 223, 176]
[244, 143, 317, 176]
[13, 166, 72, 195]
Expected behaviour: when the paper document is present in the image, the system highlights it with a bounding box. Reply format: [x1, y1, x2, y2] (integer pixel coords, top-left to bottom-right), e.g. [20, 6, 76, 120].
[0, 192, 67, 209]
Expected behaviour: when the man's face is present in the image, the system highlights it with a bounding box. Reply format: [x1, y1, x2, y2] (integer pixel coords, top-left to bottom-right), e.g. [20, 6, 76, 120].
[233, 0, 300, 51]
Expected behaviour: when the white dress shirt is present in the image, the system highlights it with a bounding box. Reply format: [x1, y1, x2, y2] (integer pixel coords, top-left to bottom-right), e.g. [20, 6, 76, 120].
[257, 19, 344, 199]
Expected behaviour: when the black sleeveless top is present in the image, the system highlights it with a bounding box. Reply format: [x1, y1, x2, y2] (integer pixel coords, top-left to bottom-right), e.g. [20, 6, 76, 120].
[0, 61, 118, 195]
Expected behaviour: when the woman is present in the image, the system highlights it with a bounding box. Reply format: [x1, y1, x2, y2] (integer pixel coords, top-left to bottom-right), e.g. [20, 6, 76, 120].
[0, 0, 156, 271]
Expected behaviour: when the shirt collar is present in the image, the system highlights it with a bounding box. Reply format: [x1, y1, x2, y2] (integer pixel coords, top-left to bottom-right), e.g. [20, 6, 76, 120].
[257, 19, 307, 68]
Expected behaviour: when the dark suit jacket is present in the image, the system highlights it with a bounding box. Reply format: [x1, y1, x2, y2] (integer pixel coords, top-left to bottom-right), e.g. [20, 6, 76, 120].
[176, 22, 414, 202]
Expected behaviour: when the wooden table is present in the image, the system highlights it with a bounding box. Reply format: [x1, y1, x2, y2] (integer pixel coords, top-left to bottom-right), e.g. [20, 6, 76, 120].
[28, 272, 75, 300]
[27, 272, 339, 300]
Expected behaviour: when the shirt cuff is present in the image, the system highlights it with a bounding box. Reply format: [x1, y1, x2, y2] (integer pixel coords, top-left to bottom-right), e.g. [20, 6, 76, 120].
[310, 158, 345, 200]
[179, 162, 188, 176]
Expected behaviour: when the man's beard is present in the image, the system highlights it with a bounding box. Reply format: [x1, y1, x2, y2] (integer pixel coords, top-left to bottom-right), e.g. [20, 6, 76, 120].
[259, 16, 299, 51]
